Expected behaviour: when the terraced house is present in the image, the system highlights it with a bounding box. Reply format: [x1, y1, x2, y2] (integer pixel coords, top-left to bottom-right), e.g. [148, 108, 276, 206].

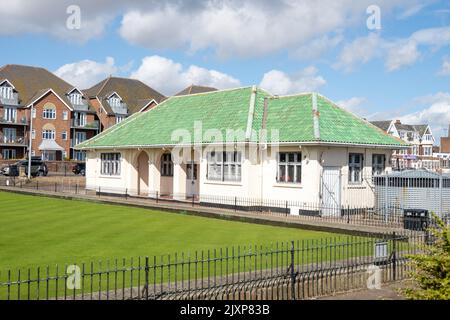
[76, 86, 407, 214]
[84, 76, 165, 132]
[0, 64, 102, 161]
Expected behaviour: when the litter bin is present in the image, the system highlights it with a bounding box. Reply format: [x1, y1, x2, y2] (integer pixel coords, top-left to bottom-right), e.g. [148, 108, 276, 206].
[403, 209, 429, 231]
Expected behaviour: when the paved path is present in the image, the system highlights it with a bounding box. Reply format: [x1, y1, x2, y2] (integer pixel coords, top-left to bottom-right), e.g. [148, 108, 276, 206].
[317, 280, 411, 300]
[0, 185, 413, 237]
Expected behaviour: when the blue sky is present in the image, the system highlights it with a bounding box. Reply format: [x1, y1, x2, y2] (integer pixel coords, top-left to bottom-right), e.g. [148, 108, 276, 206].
[1, 0, 450, 138]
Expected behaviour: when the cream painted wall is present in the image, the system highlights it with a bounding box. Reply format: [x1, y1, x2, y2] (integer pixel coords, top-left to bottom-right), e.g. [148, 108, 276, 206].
[85, 145, 394, 209]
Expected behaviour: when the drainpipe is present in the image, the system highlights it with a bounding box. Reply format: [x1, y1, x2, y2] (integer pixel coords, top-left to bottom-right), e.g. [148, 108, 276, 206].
[27, 104, 34, 180]
[245, 86, 257, 141]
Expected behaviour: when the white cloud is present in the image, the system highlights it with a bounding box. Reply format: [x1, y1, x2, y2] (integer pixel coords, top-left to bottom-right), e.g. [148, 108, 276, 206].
[260, 67, 326, 95]
[54, 57, 118, 89]
[400, 102, 450, 137]
[438, 56, 450, 76]
[336, 97, 368, 116]
[334, 33, 383, 72]
[130, 55, 241, 95]
[0, 0, 114, 43]
[336, 26, 450, 72]
[293, 33, 344, 60]
[119, 0, 411, 58]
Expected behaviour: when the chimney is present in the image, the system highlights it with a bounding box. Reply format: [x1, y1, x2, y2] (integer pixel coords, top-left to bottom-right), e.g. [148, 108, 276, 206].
[395, 119, 401, 125]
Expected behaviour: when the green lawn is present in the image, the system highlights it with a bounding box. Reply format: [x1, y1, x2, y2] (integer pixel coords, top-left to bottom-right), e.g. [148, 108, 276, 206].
[0, 191, 338, 271]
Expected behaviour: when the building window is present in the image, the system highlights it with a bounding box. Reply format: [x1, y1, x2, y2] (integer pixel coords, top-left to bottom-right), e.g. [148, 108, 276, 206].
[423, 146, 433, 156]
[75, 151, 86, 161]
[207, 151, 242, 182]
[42, 130, 55, 140]
[349, 153, 363, 183]
[115, 116, 125, 124]
[109, 96, 121, 107]
[31, 129, 36, 140]
[161, 153, 173, 177]
[69, 93, 82, 106]
[2, 149, 17, 160]
[43, 108, 56, 119]
[62, 131, 67, 140]
[101, 153, 121, 176]
[372, 154, 386, 176]
[3, 107, 17, 122]
[63, 111, 69, 121]
[32, 108, 36, 119]
[0, 86, 13, 99]
[277, 152, 302, 183]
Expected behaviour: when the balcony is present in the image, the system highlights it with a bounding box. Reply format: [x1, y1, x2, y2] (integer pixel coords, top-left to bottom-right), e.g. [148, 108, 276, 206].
[71, 119, 99, 130]
[109, 102, 128, 115]
[0, 93, 20, 106]
[0, 134, 27, 146]
[72, 102, 90, 112]
[0, 116, 28, 126]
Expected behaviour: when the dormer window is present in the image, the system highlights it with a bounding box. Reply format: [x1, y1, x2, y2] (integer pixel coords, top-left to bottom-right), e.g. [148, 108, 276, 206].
[109, 95, 121, 107]
[0, 85, 13, 99]
[68, 88, 84, 106]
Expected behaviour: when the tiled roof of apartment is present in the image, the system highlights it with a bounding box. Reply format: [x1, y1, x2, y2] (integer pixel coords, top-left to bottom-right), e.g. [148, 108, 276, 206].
[76, 86, 408, 149]
[0, 64, 93, 110]
[175, 85, 218, 96]
[370, 121, 392, 132]
[84, 77, 166, 115]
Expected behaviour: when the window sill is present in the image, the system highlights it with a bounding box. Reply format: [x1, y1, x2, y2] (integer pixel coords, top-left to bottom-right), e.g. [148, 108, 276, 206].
[99, 175, 122, 179]
[204, 180, 243, 187]
[273, 183, 303, 189]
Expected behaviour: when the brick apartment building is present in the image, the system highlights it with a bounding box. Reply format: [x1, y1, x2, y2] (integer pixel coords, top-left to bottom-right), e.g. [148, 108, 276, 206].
[0, 65, 166, 162]
[0, 64, 99, 161]
[84, 77, 166, 132]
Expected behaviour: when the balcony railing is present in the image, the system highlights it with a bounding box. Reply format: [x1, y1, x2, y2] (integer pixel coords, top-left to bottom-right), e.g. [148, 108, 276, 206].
[0, 93, 20, 106]
[109, 102, 128, 115]
[71, 119, 99, 130]
[0, 116, 28, 125]
[72, 103, 90, 111]
[0, 134, 27, 145]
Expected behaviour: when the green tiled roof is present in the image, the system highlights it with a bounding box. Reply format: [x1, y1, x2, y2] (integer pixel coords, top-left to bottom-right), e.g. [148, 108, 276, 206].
[76, 87, 407, 149]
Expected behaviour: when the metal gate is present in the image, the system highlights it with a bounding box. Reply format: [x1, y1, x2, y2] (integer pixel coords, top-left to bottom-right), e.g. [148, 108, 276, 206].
[321, 167, 342, 216]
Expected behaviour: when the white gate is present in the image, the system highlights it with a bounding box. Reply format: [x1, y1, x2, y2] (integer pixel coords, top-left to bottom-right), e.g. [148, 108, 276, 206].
[321, 167, 342, 217]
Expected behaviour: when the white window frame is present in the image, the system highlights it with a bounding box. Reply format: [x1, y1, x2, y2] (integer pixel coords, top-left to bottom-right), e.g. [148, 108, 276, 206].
[31, 129, 36, 140]
[116, 115, 125, 124]
[349, 153, 363, 184]
[42, 130, 56, 140]
[43, 108, 56, 119]
[2, 149, 16, 160]
[161, 153, 173, 177]
[63, 111, 69, 121]
[207, 151, 242, 182]
[3, 107, 17, 122]
[100, 153, 121, 176]
[61, 131, 67, 141]
[277, 152, 302, 184]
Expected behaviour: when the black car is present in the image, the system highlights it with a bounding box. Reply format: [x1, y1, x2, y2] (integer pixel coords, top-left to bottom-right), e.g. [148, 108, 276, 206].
[72, 163, 86, 176]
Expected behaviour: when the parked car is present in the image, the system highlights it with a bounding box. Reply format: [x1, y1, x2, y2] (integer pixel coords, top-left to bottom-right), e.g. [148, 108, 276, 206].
[21, 159, 48, 177]
[72, 163, 86, 176]
[0, 165, 19, 177]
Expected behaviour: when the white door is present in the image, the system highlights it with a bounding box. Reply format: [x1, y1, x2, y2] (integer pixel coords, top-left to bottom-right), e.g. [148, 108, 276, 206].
[186, 163, 198, 197]
[321, 167, 341, 217]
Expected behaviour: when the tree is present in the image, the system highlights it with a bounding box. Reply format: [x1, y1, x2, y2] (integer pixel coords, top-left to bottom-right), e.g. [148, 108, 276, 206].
[403, 216, 450, 300]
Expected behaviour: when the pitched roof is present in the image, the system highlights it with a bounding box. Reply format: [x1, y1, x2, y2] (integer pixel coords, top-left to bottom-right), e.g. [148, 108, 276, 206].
[175, 85, 218, 96]
[84, 77, 166, 115]
[370, 121, 393, 132]
[0, 64, 90, 109]
[76, 87, 407, 150]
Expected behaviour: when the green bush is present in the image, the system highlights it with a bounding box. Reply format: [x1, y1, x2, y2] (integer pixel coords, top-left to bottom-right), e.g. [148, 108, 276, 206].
[403, 215, 450, 300]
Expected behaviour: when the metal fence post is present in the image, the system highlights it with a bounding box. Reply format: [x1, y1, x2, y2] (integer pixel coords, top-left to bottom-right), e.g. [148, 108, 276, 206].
[75, 183, 78, 195]
[234, 197, 237, 212]
[392, 232, 397, 281]
[286, 201, 289, 216]
[145, 256, 149, 300]
[347, 205, 350, 224]
[98, 186, 101, 198]
[36, 181, 39, 190]
[156, 191, 159, 203]
[54, 182, 57, 193]
[125, 189, 128, 200]
[290, 240, 296, 300]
